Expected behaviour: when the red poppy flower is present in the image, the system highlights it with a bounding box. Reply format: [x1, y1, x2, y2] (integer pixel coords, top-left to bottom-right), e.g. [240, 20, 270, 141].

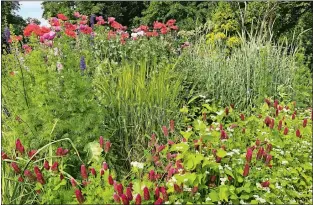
[57, 13, 68, 21]
[65, 29, 76, 38]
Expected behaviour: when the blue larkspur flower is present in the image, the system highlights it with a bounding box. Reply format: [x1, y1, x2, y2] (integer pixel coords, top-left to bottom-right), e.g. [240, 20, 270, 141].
[80, 56, 86, 70]
[4, 27, 10, 43]
[90, 14, 96, 29]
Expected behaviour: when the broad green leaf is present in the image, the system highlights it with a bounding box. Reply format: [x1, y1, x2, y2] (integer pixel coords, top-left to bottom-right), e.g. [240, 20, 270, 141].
[209, 190, 219, 202]
[216, 149, 227, 158]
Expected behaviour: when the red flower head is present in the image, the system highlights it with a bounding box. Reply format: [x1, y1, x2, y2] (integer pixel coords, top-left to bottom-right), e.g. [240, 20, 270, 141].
[60, 173, 64, 180]
[246, 148, 253, 163]
[18, 176, 24, 182]
[266, 144, 272, 152]
[2, 152, 9, 160]
[170, 120, 175, 133]
[243, 163, 249, 177]
[240, 113, 245, 121]
[154, 187, 160, 199]
[256, 138, 260, 146]
[303, 118, 307, 128]
[149, 170, 156, 181]
[160, 186, 168, 201]
[74, 11, 81, 18]
[64, 22, 77, 31]
[71, 178, 77, 187]
[103, 162, 109, 171]
[264, 116, 271, 127]
[56, 147, 64, 156]
[220, 130, 228, 139]
[65, 29, 76, 38]
[174, 184, 182, 193]
[51, 162, 59, 171]
[100, 169, 104, 176]
[15, 139, 25, 155]
[274, 99, 279, 109]
[154, 198, 163, 205]
[99, 136, 104, 149]
[283, 127, 289, 135]
[278, 120, 282, 131]
[269, 119, 274, 129]
[167, 140, 175, 145]
[80, 165, 88, 180]
[256, 147, 264, 159]
[225, 107, 229, 115]
[157, 144, 166, 153]
[143, 187, 150, 200]
[108, 175, 114, 185]
[57, 14, 68, 21]
[43, 160, 50, 170]
[105, 141, 111, 153]
[80, 26, 93, 34]
[34, 166, 45, 184]
[170, 25, 178, 30]
[261, 180, 270, 187]
[11, 162, 20, 173]
[28, 150, 37, 160]
[108, 17, 115, 23]
[115, 183, 123, 196]
[121, 194, 129, 205]
[126, 187, 133, 200]
[265, 98, 271, 106]
[166, 19, 176, 27]
[162, 126, 169, 137]
[265, 154, 272, 165]
[296, 129, 301, 138]
[24, 169, 36, 181]
[90, 168, 96, 176]
[135, 194, 142, 205]
[75, 189, 84, 204]
[81, 15, 88, 20]
[113, 193, 121, 203]
[292, 114, 296, 120]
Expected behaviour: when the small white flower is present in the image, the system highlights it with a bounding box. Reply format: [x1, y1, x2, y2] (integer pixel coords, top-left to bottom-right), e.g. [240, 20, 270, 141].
[199, 95, 206, 98]
[176, 146, 183, 150]
[256, 167, 261, 171]
[205, 197, 211, 201]
[130, 161, 144, 169]
[258, 198, 266, 203]
[240, 200, 247, 204]
[232, 149, 240, 155]
[137, 31, 145, 36]
[164, 201, 170, 204]
[131, 33, 138, 38]
[218, 165, 223, 170]
[224, 164, 232, 170]
[226, 152, 235, 156]
[282, 160, 288, 165]
[275, 182, 282, 189]
[183, 178, 188, 182]
[216, 110, 224, 116]
[220, 177, 228, 185]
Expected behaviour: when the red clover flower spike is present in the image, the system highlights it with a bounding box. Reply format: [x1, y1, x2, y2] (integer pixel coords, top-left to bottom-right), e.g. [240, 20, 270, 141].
[80, 56, 86, 70]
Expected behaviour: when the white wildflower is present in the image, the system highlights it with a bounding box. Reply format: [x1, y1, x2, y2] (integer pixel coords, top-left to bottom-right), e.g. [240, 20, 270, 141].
[216, 110, 224, 115]
[227, 152, 235, 156]
[275, 182, 282, 189]
[282, 160, 288, 165]
[205, 197, 211, 202]
[130, 161, 144, 169]
[232, 149, 240, 154]
[220, 177, 228, 185]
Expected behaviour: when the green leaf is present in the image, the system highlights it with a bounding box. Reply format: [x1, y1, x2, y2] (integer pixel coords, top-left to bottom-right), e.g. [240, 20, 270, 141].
[209, 190, 219, 202]
[219, 185, 229, 201]
[180, 131, 193, 141]
[180, 106, 189, 113]
[216, 149, 227, 158]
[35, 182, 43, 190]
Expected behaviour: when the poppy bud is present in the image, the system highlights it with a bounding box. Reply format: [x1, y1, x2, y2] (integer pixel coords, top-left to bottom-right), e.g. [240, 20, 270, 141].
[283, 127, 289, 135]
[80, 165, 88, 180]
[11, 162, 20, 173]
[243, 163, 249, 177]
[135, 194, 142, 205]
[296, 129, 301, 138]
[303, 118, 307, 128]
[99, 136, 104, 149]
[261, 180, 270, 187]
[170, 120, 175, 133]
[162, 126, 169, 137]
[75, 189, 84, 204]
[240, 113, 245, 121]
[108, 175, 114, 185]
[143, 187, 150, 200]
[51, 162, 59, 171]
[154, 198, 163, 205]
[246, 148, 253, 163]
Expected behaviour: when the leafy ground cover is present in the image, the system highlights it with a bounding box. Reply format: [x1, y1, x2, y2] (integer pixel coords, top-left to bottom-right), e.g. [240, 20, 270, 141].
[1, 11, 312, 204]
